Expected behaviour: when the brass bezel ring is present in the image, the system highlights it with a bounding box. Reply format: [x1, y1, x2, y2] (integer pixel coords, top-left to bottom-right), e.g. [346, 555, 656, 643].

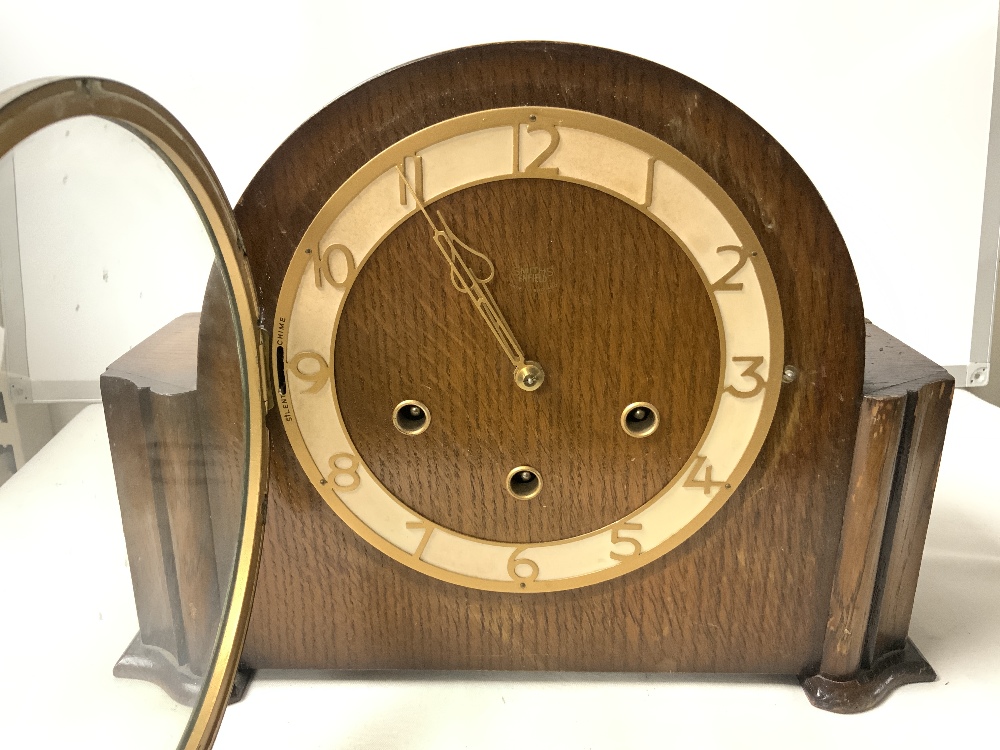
[0, 77, 266, 750]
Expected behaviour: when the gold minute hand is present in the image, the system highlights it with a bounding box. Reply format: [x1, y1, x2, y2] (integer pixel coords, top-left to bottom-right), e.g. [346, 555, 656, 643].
[396, 166, 544, 392]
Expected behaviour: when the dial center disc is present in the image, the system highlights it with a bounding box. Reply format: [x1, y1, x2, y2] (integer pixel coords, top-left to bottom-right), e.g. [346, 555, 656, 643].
[334, 178, 719, 543]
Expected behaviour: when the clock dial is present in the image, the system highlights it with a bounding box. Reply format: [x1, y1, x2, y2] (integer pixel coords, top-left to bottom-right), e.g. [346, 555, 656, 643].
[273, 107, 783, 592]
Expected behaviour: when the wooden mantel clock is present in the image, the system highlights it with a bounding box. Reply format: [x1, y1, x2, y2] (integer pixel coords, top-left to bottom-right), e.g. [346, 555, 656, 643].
[9, 41, 953, 733]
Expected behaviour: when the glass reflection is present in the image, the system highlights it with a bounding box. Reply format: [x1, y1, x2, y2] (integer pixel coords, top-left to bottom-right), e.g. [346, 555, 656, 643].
[0, 115, 246, 749]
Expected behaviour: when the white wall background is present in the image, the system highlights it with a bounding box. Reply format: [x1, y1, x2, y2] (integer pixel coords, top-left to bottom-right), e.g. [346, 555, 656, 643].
[2, 117, 214, 400]
[0, 0, 996, 378]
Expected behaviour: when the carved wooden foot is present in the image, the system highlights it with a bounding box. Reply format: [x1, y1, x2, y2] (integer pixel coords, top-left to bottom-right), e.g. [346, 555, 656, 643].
[113, 632, 253, 706]
[800, 639, 935, 713]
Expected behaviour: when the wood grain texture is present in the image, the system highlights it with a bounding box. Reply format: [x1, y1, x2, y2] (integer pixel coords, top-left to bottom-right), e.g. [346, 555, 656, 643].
[821, 371, 905, 678]
[816, 323, 952, 698]
[102, 313, 200, 394]
[337, 179, 718, 542]
[102, 313, 222, 676]
[232, 42, 867, 673]
[197, 263, 247, 596]
[866, 341, 954, 661]
[146, 388, 221, 676]
[102, 372, 184, 659]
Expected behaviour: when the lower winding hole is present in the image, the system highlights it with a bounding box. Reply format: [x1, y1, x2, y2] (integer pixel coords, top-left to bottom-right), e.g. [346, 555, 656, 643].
[506, 466, 542, 500]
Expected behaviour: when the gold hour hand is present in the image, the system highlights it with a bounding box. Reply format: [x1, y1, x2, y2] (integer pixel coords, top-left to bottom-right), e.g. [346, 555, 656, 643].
[440, 219, 494, 292]
[396, 165, 544, 392]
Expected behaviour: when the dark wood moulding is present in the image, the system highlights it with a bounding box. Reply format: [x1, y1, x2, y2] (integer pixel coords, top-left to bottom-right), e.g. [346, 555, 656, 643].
[802, 322, 953, 711]
[102, 265, 251, 705]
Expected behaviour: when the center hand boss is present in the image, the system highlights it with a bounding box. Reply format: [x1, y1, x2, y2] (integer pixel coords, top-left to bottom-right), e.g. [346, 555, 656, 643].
[396, 165, 544, 392]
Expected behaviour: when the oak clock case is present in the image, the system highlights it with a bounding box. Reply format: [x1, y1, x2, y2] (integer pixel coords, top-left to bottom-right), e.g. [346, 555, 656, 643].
[232, 42, 952, 713]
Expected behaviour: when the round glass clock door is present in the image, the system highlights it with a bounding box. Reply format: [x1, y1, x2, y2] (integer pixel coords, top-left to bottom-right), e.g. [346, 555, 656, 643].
[0, 78, 265, 750]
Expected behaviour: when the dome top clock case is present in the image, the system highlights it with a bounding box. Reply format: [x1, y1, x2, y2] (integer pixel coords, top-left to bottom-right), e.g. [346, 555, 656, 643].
[0, 42, 955, 745]
[237, 42, 949, 714]
[240, 40, 869, 674]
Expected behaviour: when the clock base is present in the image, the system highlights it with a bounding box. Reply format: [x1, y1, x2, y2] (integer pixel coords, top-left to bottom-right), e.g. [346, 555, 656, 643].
[113, 632, 253, 706]
[800, 638, 935, 713]
[103, 308, 952, 711]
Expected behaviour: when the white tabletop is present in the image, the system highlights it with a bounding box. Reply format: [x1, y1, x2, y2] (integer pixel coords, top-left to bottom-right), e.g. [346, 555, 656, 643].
[1, 389, 998, 749]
